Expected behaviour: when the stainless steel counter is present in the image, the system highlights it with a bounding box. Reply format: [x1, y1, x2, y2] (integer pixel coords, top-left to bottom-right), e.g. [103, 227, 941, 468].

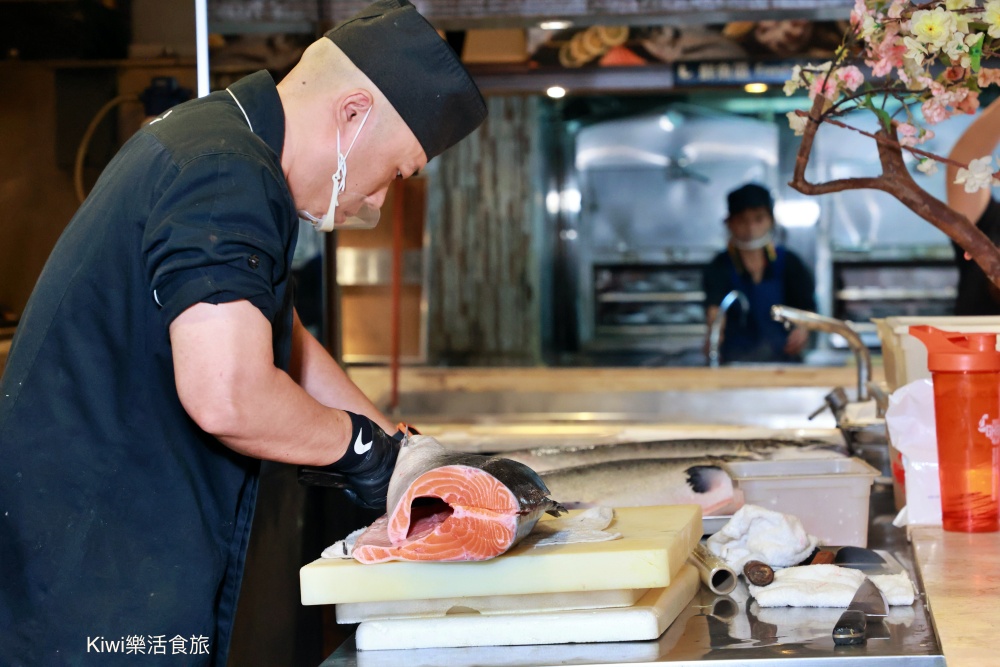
[318, 486, 944, 667]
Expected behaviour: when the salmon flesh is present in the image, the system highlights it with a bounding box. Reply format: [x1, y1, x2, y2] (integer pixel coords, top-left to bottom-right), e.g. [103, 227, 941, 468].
[352, 436, 565, 564]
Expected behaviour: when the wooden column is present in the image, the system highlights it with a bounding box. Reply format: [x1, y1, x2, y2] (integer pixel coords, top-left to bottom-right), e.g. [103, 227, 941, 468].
[425, 95, 542, 365]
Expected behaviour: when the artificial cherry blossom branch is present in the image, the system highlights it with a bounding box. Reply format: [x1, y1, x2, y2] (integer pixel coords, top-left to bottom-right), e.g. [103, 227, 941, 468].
[790, 94, 1000, 289]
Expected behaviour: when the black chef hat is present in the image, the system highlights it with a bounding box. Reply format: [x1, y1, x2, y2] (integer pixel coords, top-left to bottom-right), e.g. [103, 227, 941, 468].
[325, 0, 487, 159]
[726, 183, 774, 220]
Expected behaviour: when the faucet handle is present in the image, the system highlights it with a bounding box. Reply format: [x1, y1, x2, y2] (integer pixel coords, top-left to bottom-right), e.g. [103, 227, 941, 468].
[867, 381, 889, 418]
[807, 402, 830, 421]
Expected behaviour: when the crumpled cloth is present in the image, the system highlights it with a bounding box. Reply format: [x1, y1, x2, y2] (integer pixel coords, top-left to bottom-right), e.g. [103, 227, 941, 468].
[748, 564, 916, 608]
[320, 507, 621, 559]
[706, 504, 818, 571]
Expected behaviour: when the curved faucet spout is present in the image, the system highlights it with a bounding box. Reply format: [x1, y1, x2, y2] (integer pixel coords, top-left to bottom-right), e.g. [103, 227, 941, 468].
[708, 290, 749, 368]
[770, 305, 871, 401]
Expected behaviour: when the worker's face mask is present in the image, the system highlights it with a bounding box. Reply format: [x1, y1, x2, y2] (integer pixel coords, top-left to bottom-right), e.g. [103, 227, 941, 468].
[727, 207, 774, 250]
[732, 230, 774, 251]
[298, 106, 381, 232]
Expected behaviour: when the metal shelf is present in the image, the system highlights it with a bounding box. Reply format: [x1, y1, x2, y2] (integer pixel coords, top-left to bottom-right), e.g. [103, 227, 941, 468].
[835, 287, 957, 302]
[597, 290, 705, 303]
[832, 246, 955, 262]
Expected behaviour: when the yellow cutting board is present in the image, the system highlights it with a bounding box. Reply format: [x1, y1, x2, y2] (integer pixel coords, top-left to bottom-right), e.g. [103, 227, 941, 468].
[300, 504, 702, 605]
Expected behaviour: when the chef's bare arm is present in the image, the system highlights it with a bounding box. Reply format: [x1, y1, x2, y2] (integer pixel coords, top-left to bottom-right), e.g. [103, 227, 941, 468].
[947, 99, 1000, 223]
[169, 299, 390, 465]
[288, 307, 395, 432]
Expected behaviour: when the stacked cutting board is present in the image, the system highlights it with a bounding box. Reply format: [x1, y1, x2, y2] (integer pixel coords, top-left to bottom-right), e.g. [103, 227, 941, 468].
[299, 504, 703, 651]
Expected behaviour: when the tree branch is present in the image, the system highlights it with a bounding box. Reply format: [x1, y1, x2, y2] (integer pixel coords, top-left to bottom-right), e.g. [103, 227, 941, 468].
[790, 95, 1000, 290]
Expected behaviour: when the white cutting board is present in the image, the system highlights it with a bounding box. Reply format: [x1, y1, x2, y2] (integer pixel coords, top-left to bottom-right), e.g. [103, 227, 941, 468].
[354, 563, 700, 650]
[300, 504, 702, 605]
[353, 638, 661, 667]
[337, 588, 647, 623]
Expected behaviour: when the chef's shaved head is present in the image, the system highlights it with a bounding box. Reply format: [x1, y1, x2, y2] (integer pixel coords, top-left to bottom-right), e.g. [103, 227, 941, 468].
[279, 38, 400, 133]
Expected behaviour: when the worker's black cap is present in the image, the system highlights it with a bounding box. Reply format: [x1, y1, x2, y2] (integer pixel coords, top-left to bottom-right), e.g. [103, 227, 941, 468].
[325, 0, 487, 159]
[726, 183, 774, 219]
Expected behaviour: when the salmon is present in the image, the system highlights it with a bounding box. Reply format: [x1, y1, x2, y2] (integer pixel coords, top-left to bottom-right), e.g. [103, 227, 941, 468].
[352, 436, 565, 564]
[539, 457, 744, 515]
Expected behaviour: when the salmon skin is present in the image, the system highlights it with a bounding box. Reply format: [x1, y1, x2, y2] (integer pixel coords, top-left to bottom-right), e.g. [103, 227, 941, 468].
[352, 436, 565, 564]
[539, 456, 743, 516]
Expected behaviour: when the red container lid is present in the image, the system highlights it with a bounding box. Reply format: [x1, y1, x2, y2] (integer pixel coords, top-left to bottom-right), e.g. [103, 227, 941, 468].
[909, 325, 1000, 372]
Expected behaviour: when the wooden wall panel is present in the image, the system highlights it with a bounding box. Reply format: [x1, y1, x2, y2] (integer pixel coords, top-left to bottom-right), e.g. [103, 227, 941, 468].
[425, 95, 542, 366]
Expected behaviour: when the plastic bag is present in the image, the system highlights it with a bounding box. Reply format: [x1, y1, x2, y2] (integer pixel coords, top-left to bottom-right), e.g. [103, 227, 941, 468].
[884, 379, 941, 526]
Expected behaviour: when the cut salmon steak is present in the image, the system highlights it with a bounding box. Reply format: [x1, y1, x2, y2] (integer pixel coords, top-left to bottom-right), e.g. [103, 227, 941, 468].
[352, 436, 565, 564]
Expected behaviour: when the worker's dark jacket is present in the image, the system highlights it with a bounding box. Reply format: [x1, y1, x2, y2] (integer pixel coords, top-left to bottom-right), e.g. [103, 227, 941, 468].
[703, 244, 816, 363]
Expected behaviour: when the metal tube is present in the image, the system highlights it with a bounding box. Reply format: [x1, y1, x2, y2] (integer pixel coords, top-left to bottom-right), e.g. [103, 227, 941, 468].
[688, 543, 737, 595]
[194, 0, 210, 98]
[708, 290, 749, 368]
[390, 180, 405, 415]
[771, 304, 871, 401]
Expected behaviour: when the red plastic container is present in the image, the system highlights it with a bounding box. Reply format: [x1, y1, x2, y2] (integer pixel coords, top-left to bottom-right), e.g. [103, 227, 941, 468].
[910, 326, 1000, 532]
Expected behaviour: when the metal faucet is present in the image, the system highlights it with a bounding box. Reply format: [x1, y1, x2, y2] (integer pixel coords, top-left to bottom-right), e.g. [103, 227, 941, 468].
[770, 305, 871, 401]
[708, 290, 749, 368]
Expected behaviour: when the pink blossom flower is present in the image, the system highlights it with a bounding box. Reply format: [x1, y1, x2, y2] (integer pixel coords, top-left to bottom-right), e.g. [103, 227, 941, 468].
[837, 65, 865, 92]
[943, 66, 968, 83]
[850, 0, 870, 27]
[809, 74, 839, 100]
[922, 97, 952, 124]
[866, 25, 907, 77]
[979, 68, 1000, 88]
[956, 89, 981, 114]
[897, 123, 920, 147]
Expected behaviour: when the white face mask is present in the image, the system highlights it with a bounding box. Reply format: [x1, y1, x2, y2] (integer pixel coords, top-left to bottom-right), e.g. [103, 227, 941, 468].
[298, 106, 381, 232]
[732, 229, 774, 250]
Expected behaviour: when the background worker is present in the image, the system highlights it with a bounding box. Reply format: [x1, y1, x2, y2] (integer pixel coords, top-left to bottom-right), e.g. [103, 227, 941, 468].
[703, 183, 816, 363]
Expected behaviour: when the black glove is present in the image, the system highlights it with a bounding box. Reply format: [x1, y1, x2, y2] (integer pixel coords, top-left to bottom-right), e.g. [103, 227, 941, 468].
[299, 412, 402, 511]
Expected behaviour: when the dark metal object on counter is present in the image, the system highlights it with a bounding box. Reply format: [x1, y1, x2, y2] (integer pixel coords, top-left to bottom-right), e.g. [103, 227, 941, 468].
[743, 560, 774, 586]
[832, 579, 889, 646]
[806, 385, 891, 479]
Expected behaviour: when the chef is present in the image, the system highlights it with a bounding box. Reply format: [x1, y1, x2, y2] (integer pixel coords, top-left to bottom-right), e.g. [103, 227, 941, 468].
[703, 183, 816, 363]
[0, 1, 486, 665]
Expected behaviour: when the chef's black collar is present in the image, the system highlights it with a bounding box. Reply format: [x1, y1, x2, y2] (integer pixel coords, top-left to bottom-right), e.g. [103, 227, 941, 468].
[226, 70, 286, 159]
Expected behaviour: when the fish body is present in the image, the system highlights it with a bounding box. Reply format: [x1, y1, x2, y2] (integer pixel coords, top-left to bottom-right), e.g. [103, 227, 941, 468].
[539, 456, 742, 516]
[504, 438, 844, 474]
[352, 436, 564, 564]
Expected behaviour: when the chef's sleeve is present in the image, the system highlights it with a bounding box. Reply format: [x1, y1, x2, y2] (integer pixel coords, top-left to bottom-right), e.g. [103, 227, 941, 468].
[142, 152, 292, 326]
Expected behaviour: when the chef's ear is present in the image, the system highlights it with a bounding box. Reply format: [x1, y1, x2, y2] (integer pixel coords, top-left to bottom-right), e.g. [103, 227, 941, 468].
[340, 89, 374, 125]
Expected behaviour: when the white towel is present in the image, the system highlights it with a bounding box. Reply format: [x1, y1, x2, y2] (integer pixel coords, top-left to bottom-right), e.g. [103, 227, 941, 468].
[748, 564, 916, 608]
[706, 504, 818, 571]
[869, 573, 916, 606]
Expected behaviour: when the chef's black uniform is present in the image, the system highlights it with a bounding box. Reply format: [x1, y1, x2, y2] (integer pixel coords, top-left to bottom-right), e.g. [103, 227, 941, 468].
[0, 70, 296, 666]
